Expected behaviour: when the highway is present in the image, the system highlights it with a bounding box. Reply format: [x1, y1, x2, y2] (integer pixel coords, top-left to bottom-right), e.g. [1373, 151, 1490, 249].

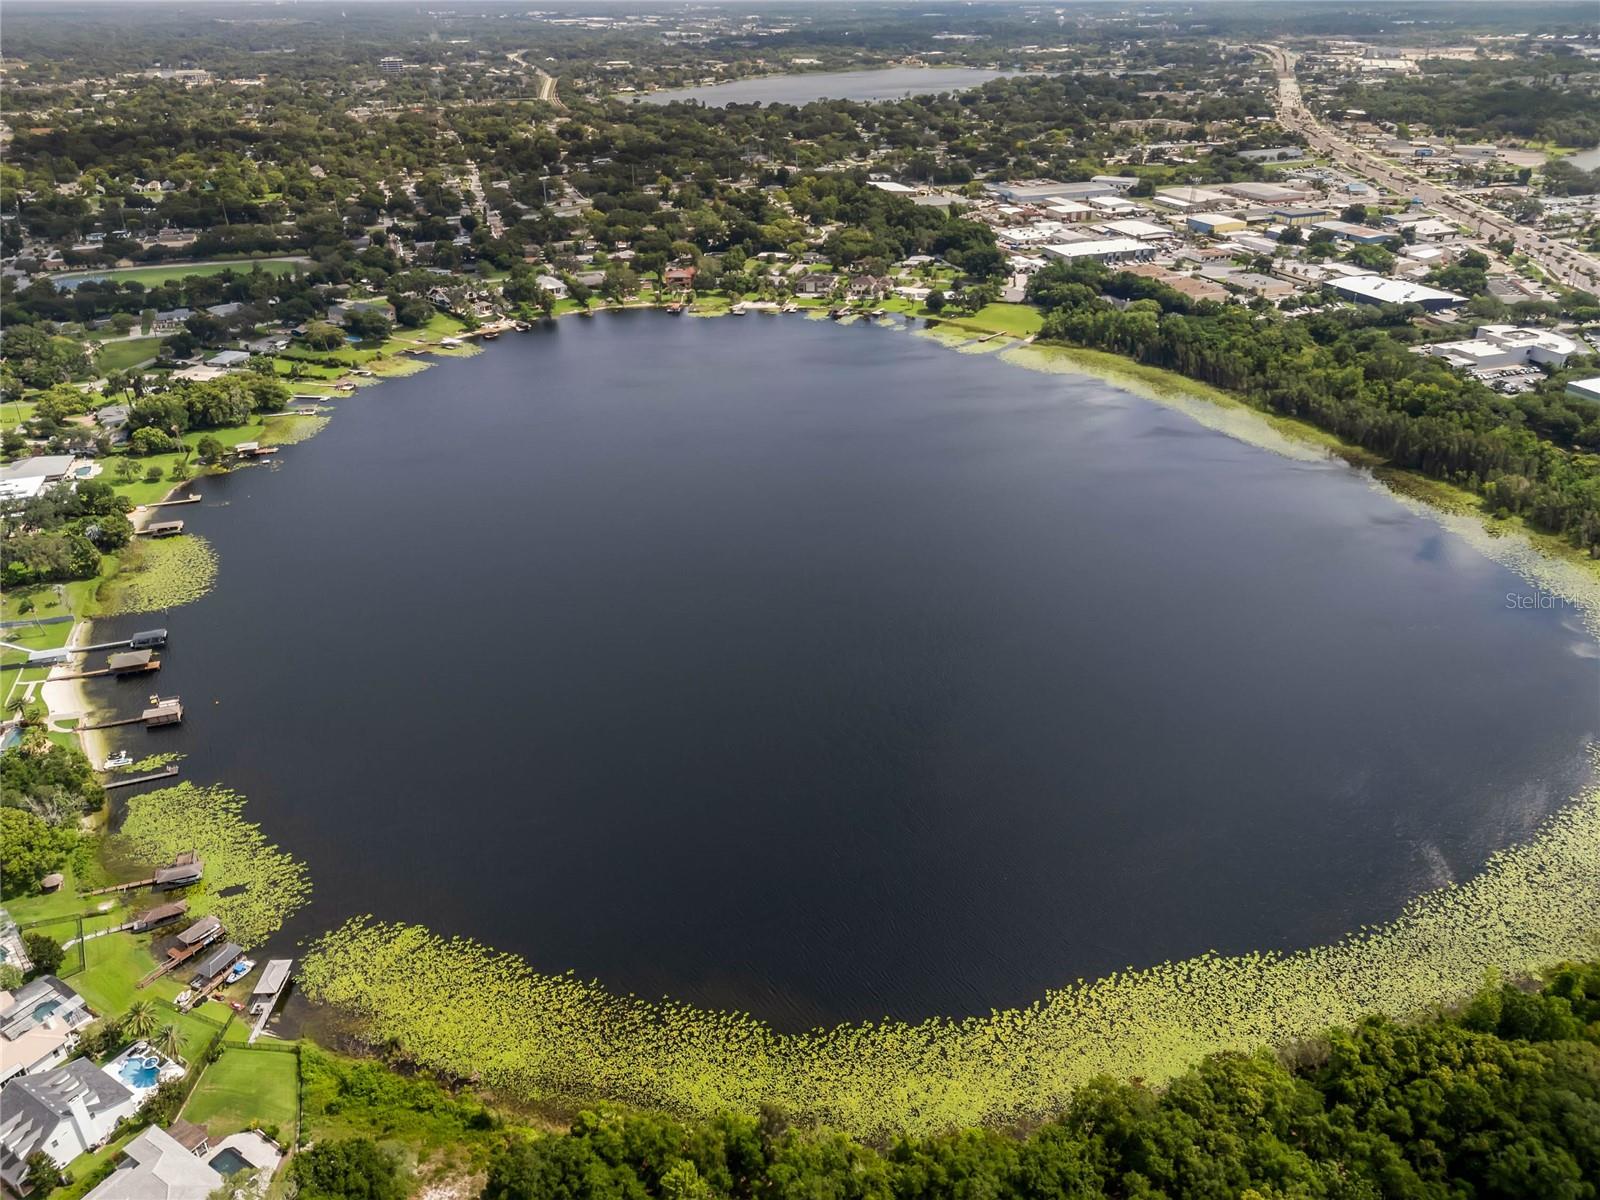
[1258, 45, 1600, 293]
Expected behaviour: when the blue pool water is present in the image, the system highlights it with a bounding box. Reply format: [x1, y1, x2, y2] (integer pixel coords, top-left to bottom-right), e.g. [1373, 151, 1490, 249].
[209, 1148, 252, 1176]
[116, 1056, 160, 1089]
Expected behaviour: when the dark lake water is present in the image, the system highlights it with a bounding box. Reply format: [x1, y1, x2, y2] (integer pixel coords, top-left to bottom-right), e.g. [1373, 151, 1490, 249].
[87, 313, 1599, 1030]
[637, 66, 1013, 106]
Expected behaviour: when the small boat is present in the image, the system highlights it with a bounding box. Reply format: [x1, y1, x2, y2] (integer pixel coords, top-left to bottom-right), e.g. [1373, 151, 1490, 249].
[730, 304, 747, 315]
[228, 958, 255, 983]
[665, 303, 684, 314]
[871, 308, 887, 318]
[104, 750, 133, 770]
[480, 330, 500, 339]
[828, 308, 846, 320]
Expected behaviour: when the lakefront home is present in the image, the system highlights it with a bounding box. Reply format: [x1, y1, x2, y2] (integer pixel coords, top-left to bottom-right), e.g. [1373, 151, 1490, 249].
[0, 977, 96, 1084]
[0, 1059, 138, 1191]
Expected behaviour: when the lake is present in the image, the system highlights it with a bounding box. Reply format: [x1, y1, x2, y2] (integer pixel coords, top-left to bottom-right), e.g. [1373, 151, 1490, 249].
[636, 66, 1013, 106]
[86, 313, 1599, 1030]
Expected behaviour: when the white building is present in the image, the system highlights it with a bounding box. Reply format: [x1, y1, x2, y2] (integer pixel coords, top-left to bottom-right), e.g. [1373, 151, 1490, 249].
[1153, 186, 1231, 211]
[1094, 219, 1174, 242]
[1424, 326, 1579, 372]
[1044, 201, 1097, 223]
[1042, 239, 1155, 266]
[0, 1060, 137, 1191]
[1327, 275, 1466, 310]
[1567, 377, 1600, 405]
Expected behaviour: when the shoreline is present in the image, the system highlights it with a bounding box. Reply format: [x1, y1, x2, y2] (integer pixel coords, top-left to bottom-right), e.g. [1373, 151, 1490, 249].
[36, 299, 1600, 1132]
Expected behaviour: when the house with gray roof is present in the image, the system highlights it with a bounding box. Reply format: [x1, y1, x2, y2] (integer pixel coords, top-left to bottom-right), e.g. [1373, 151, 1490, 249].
[0, 976, 95, 1084]
[81, 1124, 224, 1200]
[0, 1059, 138, 1191]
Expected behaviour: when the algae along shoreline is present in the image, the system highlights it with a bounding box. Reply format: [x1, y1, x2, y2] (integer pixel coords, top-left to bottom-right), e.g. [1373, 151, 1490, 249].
[298, 781, 1600, 1138]
[63, 308, 1600, 1137]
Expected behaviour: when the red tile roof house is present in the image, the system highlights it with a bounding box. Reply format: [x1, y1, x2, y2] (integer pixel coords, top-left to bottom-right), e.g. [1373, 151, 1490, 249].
[663, 265, 697, 288]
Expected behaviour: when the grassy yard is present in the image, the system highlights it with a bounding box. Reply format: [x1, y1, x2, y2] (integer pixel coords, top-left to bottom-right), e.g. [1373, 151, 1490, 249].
[54, 259, 305, 288]
[1, 400, 37, 431]
[94, 337, 166, 373]
[185, 1047, 299, 1138]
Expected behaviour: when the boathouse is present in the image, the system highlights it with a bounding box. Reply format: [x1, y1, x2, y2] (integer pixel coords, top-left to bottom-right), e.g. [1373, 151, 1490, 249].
[189, 942, 243, 989]
[249, 960, 292, 1017]
[176, 915, 222, 948]
[132, 900, 188, 932]
[153, 857, 203, 889]
[141, 698, 183, 727]
[107, 650, 154, 674]
[146, 521, 185, 538]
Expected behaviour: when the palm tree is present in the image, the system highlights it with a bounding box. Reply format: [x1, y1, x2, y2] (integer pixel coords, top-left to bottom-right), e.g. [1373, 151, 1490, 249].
[121, 999, 159, 1041]
[154, 1022, 183, 1065]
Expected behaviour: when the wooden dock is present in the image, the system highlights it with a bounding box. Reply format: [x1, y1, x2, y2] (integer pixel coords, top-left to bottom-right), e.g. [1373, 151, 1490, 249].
[82, 876, 158, 896]
[136, 931, 221, 989]
[81, 696, 183, 730]
[52, 661, 160, 682]
[103, 766, 180, 790]
[138, 494, 202, 511]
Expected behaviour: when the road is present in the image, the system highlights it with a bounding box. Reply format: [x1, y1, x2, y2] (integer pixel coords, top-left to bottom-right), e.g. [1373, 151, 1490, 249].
[1258, 45, 1600, 293]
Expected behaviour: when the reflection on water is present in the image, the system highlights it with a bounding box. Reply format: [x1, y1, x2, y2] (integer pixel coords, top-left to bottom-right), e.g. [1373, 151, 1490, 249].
[86, 312, 1599, 1029]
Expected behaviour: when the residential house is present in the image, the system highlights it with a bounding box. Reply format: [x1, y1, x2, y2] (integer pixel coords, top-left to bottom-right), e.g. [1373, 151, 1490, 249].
[81, 1124, 223, 1200]
[325, 300, 395, 326]
[663, 265, 697, 288]
[0, 977, 95, 1085]
[793, 274, 835, 297]
[151, 308, 192, 333]
[847, 274, 892, 299]
[0, 1060, 138, 1191]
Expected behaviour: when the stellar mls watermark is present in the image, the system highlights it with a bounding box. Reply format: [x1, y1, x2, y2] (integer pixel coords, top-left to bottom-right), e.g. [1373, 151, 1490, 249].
[1505, 589, 1581, 612]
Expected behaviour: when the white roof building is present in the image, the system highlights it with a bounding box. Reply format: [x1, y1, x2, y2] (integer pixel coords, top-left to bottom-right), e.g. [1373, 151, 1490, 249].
[1042, 239, 1155, 265]
[1327, 275, 1466, 309]
[1094, 219, 1174, 241]
[1565, 377, 1600, 405]
[1153, 186, 1231, 210]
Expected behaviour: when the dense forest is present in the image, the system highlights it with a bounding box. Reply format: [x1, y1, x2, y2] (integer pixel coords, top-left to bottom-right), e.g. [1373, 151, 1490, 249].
[1324, 57, 1600, 149]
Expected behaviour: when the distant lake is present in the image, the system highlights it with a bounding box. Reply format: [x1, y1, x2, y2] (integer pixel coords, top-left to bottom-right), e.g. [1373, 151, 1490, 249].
[87, 313, 1598, 1031]
[636, 66, 1014, 106]
[1568, 145, 1600, 171]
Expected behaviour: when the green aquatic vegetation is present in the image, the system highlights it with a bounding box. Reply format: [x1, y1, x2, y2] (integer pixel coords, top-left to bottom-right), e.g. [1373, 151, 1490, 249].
[119, 752, 183, 774]
[114, 784, 310, 946]
[260, 413, 330, 445]
[98, 535, 219, 615]
[300, 785, 1600, 1139]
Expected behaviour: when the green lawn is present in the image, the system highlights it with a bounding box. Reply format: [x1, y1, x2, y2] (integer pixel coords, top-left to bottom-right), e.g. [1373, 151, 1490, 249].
[94, 337, 165, 373]
[1, 400, 37, 431]
[71, 930, 160, 1014]
[54, 259, 305, 288]
[185, 1047, 299, 1138]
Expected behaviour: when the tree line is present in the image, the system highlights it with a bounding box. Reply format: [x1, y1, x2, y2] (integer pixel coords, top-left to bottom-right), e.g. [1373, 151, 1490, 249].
[1026, 261, 1600, 554]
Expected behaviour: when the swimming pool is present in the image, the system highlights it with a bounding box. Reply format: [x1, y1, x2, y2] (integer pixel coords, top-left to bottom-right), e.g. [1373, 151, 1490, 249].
[115, 1054, 161, 1089]
[209, 1148, 252, 1176]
